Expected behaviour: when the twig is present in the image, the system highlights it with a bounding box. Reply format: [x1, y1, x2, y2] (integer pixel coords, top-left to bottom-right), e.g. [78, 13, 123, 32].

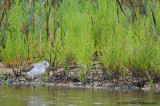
[116, 0, 138, 36]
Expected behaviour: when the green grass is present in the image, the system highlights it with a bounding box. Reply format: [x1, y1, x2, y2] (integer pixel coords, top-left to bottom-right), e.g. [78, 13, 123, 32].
[0, 0, 160, 82]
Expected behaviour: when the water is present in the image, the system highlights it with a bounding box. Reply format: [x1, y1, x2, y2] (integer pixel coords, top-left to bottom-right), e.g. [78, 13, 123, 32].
[0, 86, 160, 106]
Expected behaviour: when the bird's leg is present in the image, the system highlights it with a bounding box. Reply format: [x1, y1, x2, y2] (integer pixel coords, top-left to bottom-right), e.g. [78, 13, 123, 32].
[31, 76, 33, 85]
[35, 78, 39, 87]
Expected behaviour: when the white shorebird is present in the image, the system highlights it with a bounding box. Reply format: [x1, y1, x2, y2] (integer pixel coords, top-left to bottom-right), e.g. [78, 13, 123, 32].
[23, 61, 53, 80]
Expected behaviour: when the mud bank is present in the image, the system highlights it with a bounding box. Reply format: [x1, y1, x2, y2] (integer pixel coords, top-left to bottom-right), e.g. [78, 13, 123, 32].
[0, 62, 160, 91]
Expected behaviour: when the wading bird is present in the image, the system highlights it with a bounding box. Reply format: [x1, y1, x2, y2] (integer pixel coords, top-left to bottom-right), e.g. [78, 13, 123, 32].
[23, 61, 53, 80]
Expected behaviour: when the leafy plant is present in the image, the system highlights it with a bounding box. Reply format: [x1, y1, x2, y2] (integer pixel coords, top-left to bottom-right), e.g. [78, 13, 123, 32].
[0, 0, 160, 79]
[77, 61, 91, 83]
[146, 72, 154, 88]
[0, 70, 9, 85]
[42, 72, 48, 83]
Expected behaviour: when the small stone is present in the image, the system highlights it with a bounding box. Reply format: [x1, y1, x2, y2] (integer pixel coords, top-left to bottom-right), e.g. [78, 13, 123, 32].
[19, 78, 27, 81]
[12, 82, 19, 85]
[141, 87, 152, 90]
[114, 86, 121, 91]
[72, 78, 80, 82]
[78, 82, 83, 87]
[8, 79, 14, 84]
[128, 84, 136, 90]
[120, 84, 128, 91]
[48, 78, 56, 83]
[28, 81, 36, 85]
[108, 84, 117, 90]
[20, 81, 26, 84]
[108, 84, 116, 88]
[25, 82, 29, 85]
[154, 84, 160, 89]
[87, 78, 93, 83]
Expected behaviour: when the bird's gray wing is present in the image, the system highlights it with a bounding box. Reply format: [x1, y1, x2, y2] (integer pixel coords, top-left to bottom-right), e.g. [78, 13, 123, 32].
[22, 65, 35, 72]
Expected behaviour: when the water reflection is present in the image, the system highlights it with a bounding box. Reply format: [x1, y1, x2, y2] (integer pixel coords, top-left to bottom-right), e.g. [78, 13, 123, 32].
[0, 86, 160, 106]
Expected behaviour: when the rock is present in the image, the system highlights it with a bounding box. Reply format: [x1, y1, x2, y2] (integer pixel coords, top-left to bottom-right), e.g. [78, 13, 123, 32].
[28, 81, 34, 85]
[72, 78, 80, 82]
[96, 83, 103, 87]
[9, 75, 15, 79]
[86, 78, 93, 83]
[133, 81, 146, 89]
[66, 76, 72, 81]
[154, 84, 160, 89]
[20, 81, 26, 84]
[107, 84, 121, 91]
[141, 86, 152, 90]
[48, 78, 56, 83]
[114, 86, 121, 91]
[19, 78, 27, 84]
[12, 82, 20, 85]
[8, 79, 14, 84]
[25, 82, 29, 85]
[54, 74, 63, 81]
[108, 84, 116, 88]
[77, 82, 83, 87]
[120, 84, 128, 91]
[128, 84, 136, 90]
[108, 84, 117, 90]
[19, 78, 27, 81]
[68, 71, 75, 77]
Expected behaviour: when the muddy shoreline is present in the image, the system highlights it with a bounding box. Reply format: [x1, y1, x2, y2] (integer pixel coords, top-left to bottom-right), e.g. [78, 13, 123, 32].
[0, 62, 160, 91]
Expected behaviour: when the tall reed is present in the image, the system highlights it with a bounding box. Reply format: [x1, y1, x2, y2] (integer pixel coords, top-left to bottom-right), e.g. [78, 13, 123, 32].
[0, 0, 159, 76]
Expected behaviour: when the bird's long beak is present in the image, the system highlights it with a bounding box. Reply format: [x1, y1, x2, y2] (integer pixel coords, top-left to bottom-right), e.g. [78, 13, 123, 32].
[49, 66, 53, 70]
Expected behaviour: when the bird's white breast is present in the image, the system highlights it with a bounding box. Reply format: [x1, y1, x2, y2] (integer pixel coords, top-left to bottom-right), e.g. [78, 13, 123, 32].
[27, 66, 46, 79]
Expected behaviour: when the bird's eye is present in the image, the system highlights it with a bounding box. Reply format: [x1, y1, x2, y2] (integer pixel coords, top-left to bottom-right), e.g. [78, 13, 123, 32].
[45, 63, 47, 65]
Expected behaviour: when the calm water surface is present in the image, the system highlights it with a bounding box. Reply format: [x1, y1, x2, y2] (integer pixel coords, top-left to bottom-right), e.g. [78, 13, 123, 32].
[0, 85, 160, 106]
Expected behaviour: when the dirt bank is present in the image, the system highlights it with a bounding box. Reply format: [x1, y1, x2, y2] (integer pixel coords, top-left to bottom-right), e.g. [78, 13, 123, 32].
[0, 62, 160, 91]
